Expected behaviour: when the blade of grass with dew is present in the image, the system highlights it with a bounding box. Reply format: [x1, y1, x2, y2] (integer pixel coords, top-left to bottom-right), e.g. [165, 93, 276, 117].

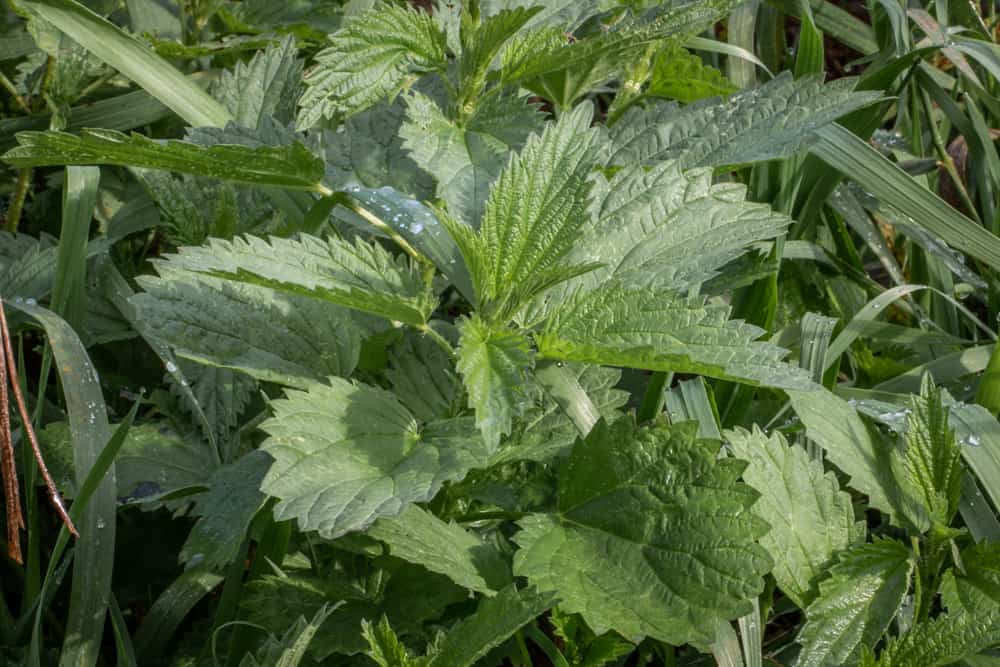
[665, 377, 722, 440]
[959, 472, 1000, 543]
[874, 345, 994, 395]
[50, 166, 98, 331]
[725, 2, 760, 88]
[7, 302, 118, 667]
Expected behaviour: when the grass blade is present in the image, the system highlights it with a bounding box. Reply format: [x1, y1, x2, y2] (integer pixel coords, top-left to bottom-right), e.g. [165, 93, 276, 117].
[51, 166, 99, 331]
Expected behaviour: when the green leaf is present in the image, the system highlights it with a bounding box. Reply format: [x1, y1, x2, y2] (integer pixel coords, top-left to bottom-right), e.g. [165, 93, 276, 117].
[171, 361, 255, 461]
[788, 387, 923, 528]
[608, 72, 881, 168]
[427, 585, 557, 667]
[156, 234, 436, 326]
[897, 375, 963, 528]
[132, 267, 361, 388]
[400, 90, 545, 225]
[646, 45, 736, 103]
[514, 418, 772, 646]
[448, 102, 603, 319]
[363, 615, 425, 667]
[367, 505, 511, 594]
[537, 283, 813, 390]
[296, 2, 448, 128]
[260, 378, 488, 538]
[112, 423, 218, 503]
[456, 315, 534, 452]
[795, 539, 914, 667]
[241, 604, 338, 667]
[179, 450, 270, 571]
[3, 129, 325, 190]
[386, 331, 461, 422]
[215, 35, 303, 130]
[726, 427, 865, 609]
[457, 7, 542, 101]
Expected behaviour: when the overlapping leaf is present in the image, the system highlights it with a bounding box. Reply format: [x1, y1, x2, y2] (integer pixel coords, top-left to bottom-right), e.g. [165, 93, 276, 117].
[260, 378, 488, 538]
[154, 234, 436, 326]
[215, 35, 303, 129]
[297, 3, 448, 128]
[537, 283, 813, 389]
[514, 418, 772, 646]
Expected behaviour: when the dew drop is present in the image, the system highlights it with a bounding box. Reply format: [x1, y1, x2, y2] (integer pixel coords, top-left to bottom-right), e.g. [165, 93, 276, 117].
[965, 434, 982, 447]
[25, 297, 37, 306]
[165, 361, 178, 373]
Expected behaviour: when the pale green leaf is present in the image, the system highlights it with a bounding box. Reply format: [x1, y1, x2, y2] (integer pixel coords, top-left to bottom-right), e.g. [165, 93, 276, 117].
[795, 539, 914, 667]
[726, 427, 865, 608]
[452, 102, 603, 319]
[514, 419, 772, 646]
[400, 90, 545, 225]
[215, 35, 303, 130]
[647, 45, 736, 103]
[132, 268, 361, 389]
[426, 585, 557, 667]
[260, 378, 488, 538]
[456, 315, 534, 452]
[367, 505, 511, 594]
[156, 234, 436, 326]
[608, 72, 881, 168]
[297, 2, 448, 128]
[898, 375, 963, 528]
[179, 450, 269, 571]
[537, 283, 813, 390]
[3, 128, 324, 189]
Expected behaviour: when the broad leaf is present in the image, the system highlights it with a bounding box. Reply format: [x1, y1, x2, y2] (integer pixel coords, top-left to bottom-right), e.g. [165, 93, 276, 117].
[156, 234, 436, 326]
[260, 378, 488, 538]
[215, 35, 303, 130]
[446, 102, 603, 319]
[788, 387, 924, 528]
[426, 585, 557, 667]
[897, 375, 963, 528]
[297, 2, 448, 128]
[386, 331, 461, 422]
[537, 283, 813, 390]
[514, 419, 772, 647]
[795, 539, 914, 667]
[400, 90, 544, 225]
[726, 427, 865, 608]
[179, 450, 270, 571]
[456, 315, 534, 452]
[3, 128, 325, 189]
[367, 505, 511, 594]
[647, 45, 736, 103]
[608, 72, 881, 168]
[133, 268, 361, 388]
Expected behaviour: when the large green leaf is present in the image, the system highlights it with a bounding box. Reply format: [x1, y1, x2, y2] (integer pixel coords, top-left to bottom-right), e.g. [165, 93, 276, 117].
[795, 539, 914, 667]
[296, 2, 448, 128]
[155, 234, 436, 326]
[367, 505, 511, 594]
[726, 427, 864, 608]
[456, 315, 534, 452]
[537, 282, 813, 390]
[260, 378, 488, 538]
[214, 35, 303, 130]
[132, 267, 361, 388]
[445, 102, 603, 319]
[607, 72, 881, 168]
[3, 129, 324, 190]
[400, 90, 544, 225]
[514, 418, 771, 646]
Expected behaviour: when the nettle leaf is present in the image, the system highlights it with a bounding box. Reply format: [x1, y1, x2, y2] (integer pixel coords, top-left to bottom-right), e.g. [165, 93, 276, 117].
[457, 7, 542, 96]
[795, 539, 914, 667]
[132, 267, 361, 389]
[868, 605, 1000, 667]
[157, 234, 436, 326]
[260, 378, 489, 538]
[788, 388, 926, 530]
[386, 332, 461, 422]
[241, 604, 337, 667]
[646, 45, 736, 103]
[215, 35, 304, 130]
[514, 419, 772, 647]
[481, 0, 613, 31]
[456, 315, 534, 452]
[363, 615, 425, 667]
[367, 505, 511, 594]
[898, 375, 963, 527]
[172, 360, 255, 452]
[179, 450, 270, 571]
[945, 542, 1000, 610]
[726, 427, 865, 609]
[3, 129, 324, 189]
[608, 72, 882, 169]
[446, 102, 603, 319]
[297, 2, 448, 128]
[400, 90, 545, 225]
[537, 283, 813, 390]
[426, 585, 557, 667]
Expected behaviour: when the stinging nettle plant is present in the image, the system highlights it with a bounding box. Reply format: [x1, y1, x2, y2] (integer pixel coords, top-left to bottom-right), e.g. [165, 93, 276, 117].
[4, 0, 1000, 664]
